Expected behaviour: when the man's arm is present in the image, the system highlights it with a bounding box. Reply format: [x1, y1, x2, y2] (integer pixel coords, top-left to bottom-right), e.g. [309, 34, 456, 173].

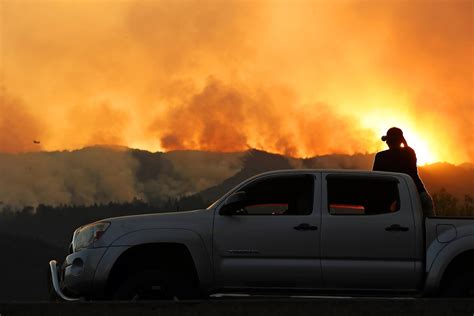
[373, 153, 381, 171]
[406, 147, 419, 174]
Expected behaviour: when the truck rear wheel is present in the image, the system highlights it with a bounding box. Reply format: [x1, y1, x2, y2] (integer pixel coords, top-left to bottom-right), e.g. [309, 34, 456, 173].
[442, 271, 474, 297]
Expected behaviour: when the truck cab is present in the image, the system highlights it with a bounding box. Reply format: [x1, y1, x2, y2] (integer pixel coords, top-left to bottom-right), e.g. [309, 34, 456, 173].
[212, 170, 424, 293]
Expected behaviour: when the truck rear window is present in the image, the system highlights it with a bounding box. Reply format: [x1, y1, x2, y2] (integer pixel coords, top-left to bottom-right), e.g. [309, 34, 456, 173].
[327, 176, 400, 215]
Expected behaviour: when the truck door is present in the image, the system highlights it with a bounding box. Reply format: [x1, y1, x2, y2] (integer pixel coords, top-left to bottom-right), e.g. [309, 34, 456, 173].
[213, 173, 322, 290]
[321, 173, 419, 291]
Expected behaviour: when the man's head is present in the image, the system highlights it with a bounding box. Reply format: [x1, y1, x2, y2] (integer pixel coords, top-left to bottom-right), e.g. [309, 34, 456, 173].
[382, 127, 407, 149]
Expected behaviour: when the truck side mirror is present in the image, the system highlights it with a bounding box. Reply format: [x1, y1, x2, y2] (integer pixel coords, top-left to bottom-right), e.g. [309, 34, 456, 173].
[220, 191, 247, 216]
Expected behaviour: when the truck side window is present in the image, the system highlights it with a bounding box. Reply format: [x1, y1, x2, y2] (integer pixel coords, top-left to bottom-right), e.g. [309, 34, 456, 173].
[237, 175, 314, 215]
[327, 176, 400, 215]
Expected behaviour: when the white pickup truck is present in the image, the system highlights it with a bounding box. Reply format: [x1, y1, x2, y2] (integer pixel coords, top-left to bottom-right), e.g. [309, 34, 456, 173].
[49, 170, 474, 300]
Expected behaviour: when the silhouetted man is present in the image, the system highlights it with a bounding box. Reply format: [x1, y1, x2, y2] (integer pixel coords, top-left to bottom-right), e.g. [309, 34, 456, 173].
[373, 127, 435, 216]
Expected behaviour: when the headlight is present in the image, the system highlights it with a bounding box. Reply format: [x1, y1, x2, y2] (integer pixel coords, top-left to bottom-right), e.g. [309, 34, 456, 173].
[72, 222, 110, 252]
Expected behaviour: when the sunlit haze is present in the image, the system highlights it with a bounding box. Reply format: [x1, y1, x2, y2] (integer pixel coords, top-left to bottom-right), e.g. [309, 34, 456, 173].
[0, 0, 472, 165]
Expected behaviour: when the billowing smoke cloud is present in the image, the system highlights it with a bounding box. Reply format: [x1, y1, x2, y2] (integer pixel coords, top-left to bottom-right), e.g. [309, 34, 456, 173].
[0, 148, 141, 208]
[0, 93, 43, 153]
[288, 154, 376, 171]
[153, 78, 378, 157]
[0, 147, 244, 210]
[64, 102, 130, 149]
[0, 0, 472, 164]
[165, 150, 245, 192]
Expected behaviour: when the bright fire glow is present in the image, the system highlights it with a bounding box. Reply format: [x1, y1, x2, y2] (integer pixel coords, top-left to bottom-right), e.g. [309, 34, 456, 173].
[361, 109, 441, 165]
[402, 131, 438, 166]
[0, 0, 472, 165]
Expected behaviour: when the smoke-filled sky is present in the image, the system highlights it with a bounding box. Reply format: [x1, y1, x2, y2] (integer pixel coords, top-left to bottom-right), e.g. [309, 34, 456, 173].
[0, 0, 472, 164]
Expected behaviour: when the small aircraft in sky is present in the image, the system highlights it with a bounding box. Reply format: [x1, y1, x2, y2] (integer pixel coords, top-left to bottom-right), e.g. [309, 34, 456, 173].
[33, 140, 41, 144]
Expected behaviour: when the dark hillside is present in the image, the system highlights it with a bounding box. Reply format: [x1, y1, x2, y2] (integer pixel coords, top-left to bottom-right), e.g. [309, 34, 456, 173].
[180, 149, 293, 207]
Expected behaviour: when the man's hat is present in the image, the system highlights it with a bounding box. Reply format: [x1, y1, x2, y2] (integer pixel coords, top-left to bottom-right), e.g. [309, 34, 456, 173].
[381, 127, 404, 142]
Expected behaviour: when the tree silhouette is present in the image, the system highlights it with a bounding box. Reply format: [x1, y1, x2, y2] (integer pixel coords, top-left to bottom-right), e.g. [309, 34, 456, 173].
[433, 188, 458, 216]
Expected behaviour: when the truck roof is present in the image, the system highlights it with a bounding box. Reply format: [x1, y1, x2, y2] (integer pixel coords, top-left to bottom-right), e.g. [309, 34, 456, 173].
[249, 168, 413, 178]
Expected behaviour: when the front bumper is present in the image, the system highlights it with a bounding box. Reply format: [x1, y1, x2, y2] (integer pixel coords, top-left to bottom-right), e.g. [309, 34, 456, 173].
[49, 260, 80, 301]
[49, 247, 109, 300]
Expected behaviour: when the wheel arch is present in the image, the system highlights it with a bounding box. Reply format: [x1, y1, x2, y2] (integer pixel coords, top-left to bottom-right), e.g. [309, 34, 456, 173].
[439, 249, 474, 290]
[424, 235, 474, 295]
[104, 242, 198, 297]
[93, 228, 213, 298]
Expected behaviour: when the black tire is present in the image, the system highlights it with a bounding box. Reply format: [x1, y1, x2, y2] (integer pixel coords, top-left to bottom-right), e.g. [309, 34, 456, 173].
[167, 273, 202, 300]
[441, 271, 474, 297]
[114, 270, 172, 301]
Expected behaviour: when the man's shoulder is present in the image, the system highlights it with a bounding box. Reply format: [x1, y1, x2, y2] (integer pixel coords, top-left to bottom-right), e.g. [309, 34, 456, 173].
[404, 146, 416, 154]
[375, 150, 391, 158]
[403, 146, 417, 158]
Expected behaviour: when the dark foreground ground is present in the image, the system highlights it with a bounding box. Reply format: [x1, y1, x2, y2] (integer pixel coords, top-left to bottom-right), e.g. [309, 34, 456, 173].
[0, 298, 473, 316]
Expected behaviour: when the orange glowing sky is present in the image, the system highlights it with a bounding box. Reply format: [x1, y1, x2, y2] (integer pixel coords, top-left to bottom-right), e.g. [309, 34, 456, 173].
[0, 0, 472, 165]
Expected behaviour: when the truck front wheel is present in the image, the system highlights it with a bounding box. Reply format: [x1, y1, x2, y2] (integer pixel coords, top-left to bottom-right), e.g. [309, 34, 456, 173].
[114, 270, 172, 300]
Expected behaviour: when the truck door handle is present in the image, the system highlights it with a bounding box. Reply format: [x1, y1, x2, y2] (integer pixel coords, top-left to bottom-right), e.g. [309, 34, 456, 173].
[385, 224, 409, 232]
[294, 223, 318, 231]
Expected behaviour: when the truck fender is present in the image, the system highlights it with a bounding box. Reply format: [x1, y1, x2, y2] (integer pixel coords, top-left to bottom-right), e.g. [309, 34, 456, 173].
[424, 235, 474, 295]
[94, 228, 213, 293]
